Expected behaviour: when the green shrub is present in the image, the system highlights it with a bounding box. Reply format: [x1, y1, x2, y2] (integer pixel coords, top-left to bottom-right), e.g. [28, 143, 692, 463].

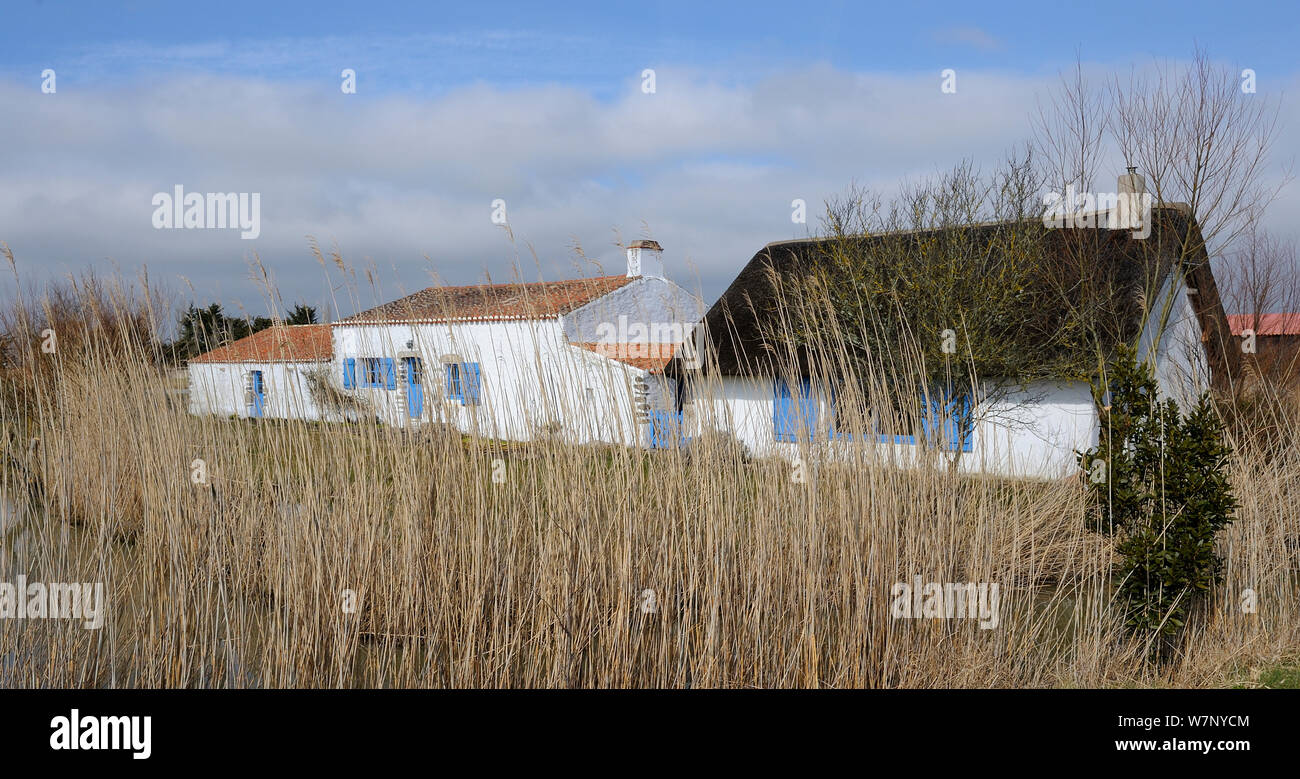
[1079, 345, 1238, 660]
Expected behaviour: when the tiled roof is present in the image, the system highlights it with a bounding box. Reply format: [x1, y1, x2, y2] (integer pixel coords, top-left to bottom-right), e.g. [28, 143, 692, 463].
[572, 342, 678, 372]
[340, 276, 634, 324]
[1227, 313, 1300, 336]
[189, 324, 333, 364]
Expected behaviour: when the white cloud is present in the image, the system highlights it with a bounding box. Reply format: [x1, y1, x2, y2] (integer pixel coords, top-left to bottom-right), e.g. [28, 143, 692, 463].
[0, 62, 1295, 318]
[933, 26, 1003, 52]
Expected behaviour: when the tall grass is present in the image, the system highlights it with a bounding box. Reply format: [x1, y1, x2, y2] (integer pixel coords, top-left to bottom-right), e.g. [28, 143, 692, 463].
[2, 258, 1297, 688]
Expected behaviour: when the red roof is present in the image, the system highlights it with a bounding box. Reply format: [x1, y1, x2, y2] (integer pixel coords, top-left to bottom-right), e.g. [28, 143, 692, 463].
[340, 276, 633, 324]
[572, 342, 678, 372]
[1227, 313, 1300, 336]
[190, 324, 333, 364]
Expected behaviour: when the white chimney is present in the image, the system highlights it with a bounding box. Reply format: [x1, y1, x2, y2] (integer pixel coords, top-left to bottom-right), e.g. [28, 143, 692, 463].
[626, 239, 664, 278]
[1114, 166, 1150, 232]
[1118, 166, 1147, 197]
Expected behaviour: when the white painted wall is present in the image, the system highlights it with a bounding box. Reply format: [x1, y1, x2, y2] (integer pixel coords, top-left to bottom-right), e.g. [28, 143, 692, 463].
[331, 318, 674, 445]
[188, 360, 331, 421]
[686, 375, 1099, 479]
[1140, 271, 1210, 407]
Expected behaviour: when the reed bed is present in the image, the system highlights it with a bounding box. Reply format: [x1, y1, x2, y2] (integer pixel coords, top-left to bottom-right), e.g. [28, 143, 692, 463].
[1, 267, 1297, 688]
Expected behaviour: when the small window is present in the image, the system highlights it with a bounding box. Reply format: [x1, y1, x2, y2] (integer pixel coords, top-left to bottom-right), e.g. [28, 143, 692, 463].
[444, 361, 481, 406]
[445, 363, 463, 401]
[363, 357, 383, 387]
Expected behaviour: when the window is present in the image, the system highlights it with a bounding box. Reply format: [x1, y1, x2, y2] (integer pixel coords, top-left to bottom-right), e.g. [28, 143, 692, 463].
[445, 363, 462, 401]
[824, 382, 972, 452]
[444, 362, 481, 406]
[348, 357, 396, 389]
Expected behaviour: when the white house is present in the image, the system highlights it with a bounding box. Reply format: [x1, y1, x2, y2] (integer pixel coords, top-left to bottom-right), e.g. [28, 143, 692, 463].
[188, 324, 335, 420]
[329, 240, 702, 446]
[667, 197, 1238, 480]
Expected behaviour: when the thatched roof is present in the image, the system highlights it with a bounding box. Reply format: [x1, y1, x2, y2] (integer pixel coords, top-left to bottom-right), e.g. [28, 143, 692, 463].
[668, 206, 1237, 388]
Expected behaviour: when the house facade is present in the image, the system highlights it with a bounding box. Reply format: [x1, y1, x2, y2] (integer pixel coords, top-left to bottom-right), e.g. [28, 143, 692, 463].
[187, 324, 335, 420]
[320, 240, 698, 445]
[668, 200, 1237, 480]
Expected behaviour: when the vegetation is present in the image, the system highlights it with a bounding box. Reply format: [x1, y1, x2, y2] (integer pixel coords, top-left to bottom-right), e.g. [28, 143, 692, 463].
[1079, 346, 1238, 661]
[1, 259, 1296, 689]
[167, 301, 320, 363]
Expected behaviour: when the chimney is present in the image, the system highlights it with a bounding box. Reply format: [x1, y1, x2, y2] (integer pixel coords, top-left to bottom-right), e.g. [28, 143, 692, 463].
[626, 239, 664, 278]
[1114, 166, 1150, 233]
[1118, 166, 1147, 197]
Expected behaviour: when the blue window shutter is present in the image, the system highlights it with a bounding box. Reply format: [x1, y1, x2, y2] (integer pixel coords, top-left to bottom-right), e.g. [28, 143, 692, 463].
[950, 394, 972, 452]
[648, 409, 682, 449]
[826, 383, 839, 438]
[343, 358, 355, 389]
[465, 362, 481, 404]
[799, 377, 817, 441]
[384, 358, 396, 390]
[774, 379, 793, 441]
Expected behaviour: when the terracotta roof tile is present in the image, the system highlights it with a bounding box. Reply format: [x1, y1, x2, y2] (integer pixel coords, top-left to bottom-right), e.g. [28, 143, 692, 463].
[572, 342, 677, 372]
[1227, 313, 1300, 336]
[341, 276, 634, 324]
[190, 324, 333, 364]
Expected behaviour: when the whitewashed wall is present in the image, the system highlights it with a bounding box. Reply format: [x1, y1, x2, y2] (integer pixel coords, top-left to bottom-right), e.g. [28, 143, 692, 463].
[687, 375, 1099, 479]
[1139, 271, 1210, 407]
[188, 360, 330, 420]
[331, 319, 674, 445]
[562, 276, 703, 345]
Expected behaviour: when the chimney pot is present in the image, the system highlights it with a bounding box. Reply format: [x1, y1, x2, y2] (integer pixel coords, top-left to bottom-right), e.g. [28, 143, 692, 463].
[626, 239, 664, 278]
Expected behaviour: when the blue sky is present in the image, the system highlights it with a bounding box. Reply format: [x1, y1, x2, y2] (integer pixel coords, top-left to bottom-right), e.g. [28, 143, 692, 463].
[7, 1, 1298, 83]
[1, 0, 1296, 319]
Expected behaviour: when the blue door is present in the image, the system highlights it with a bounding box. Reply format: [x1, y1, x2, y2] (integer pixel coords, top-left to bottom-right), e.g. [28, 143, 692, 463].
[249, 370, 265, 417]
[404, 357, 423, 418]
[774, 378, 816, 442]
[648, 409, 683, 448]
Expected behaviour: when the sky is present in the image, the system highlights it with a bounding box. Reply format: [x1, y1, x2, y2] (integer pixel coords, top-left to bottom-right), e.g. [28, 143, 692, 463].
[1, 0, 1297, 322]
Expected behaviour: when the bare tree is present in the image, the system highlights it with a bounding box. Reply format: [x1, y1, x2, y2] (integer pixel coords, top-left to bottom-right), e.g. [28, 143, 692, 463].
[1110, 46, 1288, 262]
[1032, 54, 1107, 198]
[1220, 228, 1300, 323]
[1033, 47, 1289, 394]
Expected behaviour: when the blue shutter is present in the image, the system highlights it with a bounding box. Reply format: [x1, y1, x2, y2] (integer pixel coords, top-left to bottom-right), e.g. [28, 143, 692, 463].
[384, 358, 396, 390]
[951, 393, 972, 452]
[919, 390, 972, 452]
[797, 378, 817, 441]
[464, 362, 481, 405]
[774, 379, 794, 441]
[648, 409, 682, 449]
[343, 358, 355, 389]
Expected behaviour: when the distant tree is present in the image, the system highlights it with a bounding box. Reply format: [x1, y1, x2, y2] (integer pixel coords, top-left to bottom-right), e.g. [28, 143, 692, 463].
[173, 303, 274, 361]
[285, 304, 319, 325]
